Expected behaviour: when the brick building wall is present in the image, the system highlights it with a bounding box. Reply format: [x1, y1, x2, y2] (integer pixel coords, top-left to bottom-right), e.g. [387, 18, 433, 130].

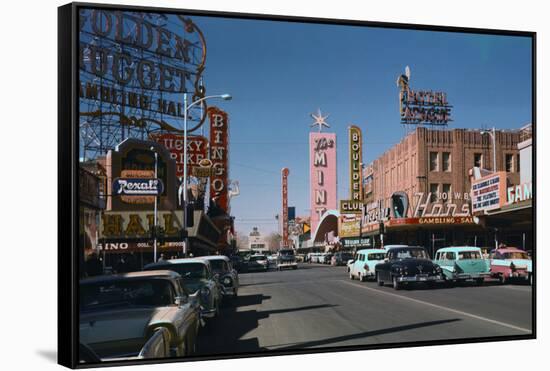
[365, 127, 521, 212]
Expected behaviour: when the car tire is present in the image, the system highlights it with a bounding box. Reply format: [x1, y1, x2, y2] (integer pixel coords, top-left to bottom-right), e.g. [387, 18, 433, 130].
[475, 278, 484, 286]
[349, 271, 354, 280]
[392, 276, 401, 290]
[498, 274, 507, 285]
[376, 273, 384, 286]
[359, 273, 367, 282]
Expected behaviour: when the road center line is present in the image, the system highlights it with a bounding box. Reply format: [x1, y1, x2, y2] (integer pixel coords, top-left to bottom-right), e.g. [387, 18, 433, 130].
[340, 280, 532, 333]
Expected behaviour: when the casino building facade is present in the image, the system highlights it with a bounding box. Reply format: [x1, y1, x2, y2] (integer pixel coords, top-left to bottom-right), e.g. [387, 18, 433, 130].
[361, 126, 523, 256]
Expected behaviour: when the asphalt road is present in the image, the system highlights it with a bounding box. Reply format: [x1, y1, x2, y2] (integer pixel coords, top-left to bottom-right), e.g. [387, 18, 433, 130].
[196, 264, 532, 356]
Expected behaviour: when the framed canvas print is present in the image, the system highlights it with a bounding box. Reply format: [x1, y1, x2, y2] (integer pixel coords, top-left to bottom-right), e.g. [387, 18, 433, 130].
[58, 2, 536, 368]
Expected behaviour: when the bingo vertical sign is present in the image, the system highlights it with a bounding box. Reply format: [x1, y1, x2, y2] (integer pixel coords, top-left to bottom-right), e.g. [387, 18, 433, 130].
[282, 168, 290, 247]
[208, 107, 229, 212]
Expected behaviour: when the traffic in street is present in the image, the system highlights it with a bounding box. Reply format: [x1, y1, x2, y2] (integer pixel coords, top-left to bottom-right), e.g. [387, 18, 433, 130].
[196, 263, 532, 356]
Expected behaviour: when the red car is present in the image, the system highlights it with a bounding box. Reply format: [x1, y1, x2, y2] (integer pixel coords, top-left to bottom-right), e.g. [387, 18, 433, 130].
[489, 247, 532, 284]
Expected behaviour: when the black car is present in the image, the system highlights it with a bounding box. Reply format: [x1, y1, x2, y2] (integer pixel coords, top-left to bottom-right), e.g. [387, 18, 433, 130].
[375, 246, 443, 290]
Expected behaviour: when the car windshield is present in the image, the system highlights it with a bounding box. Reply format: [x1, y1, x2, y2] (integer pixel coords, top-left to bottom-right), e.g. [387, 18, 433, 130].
[392, 248, 429, 259]
[341, 253, 353, 260]
[504, 252, 529, 259]
[458, 251, 481, 260]
[80, 278, 173, 310]
[250, 255, 266, 261]
[368, 253, 385, 261]
[279, 250, 294, 256]
[149, 263, 208, 280]
[209, 260, 226, 272]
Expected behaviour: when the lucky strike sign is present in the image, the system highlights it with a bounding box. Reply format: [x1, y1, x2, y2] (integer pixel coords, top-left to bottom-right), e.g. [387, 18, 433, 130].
[149, 133, 208, 177]
[208, 107, 229, 212]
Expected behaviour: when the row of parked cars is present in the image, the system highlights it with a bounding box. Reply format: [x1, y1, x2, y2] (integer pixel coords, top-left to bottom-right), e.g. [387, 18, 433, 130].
[347, 245, 532, 290]
[234, 249, 299, 272]
[79, 255, 241, 363]
[307, 251, 354, 266]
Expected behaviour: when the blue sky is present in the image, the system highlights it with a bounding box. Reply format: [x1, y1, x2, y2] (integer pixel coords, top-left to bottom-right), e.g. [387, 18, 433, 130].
[190, 15, 532, 235]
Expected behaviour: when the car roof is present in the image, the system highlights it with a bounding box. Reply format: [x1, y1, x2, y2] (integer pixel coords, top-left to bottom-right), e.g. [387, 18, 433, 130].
[491, 247, 525, 253]
[144, 258, 210, 270]
[384, 245, 410, 250]
[200, 255, 230, 262]
[438, 246, 481, 252]
[80, 270, 180, 284]
[356, 248, 386, 254]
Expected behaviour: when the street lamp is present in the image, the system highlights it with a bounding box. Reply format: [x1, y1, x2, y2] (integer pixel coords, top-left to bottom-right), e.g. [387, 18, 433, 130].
[150, 146, 159, 262]
[480, 127, 497, 172]
[181, 92, 232, 257]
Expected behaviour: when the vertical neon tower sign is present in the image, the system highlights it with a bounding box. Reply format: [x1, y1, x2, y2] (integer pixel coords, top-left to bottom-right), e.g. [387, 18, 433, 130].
[309, 109, 337, 235]
[281, 167, 290, 247]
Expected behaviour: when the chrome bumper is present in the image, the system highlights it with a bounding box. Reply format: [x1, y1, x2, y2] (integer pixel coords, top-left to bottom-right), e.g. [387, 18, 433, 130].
[397, 274, 442, 282]
[452, 272, 491, 280]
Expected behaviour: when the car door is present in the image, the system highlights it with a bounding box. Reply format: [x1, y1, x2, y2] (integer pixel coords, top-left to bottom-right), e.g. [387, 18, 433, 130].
[174, 278, 199, 341]
[379, 251, 393, 281]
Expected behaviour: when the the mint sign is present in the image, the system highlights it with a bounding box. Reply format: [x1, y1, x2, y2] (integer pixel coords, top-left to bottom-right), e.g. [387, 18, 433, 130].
[113, 178, 164, 196]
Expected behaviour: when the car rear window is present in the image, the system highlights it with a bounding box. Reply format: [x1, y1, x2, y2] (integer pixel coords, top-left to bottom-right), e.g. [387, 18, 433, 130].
[458, 251, 481, 260]
[80, 279, 174, 310]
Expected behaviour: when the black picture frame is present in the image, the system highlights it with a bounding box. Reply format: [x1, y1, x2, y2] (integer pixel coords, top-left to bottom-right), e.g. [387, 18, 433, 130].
[58, 2, 536, 368]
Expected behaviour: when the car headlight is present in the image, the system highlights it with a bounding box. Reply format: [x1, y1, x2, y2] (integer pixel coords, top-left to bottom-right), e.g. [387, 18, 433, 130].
[200, 286, 211, 297]
[223, 276, 232, 286]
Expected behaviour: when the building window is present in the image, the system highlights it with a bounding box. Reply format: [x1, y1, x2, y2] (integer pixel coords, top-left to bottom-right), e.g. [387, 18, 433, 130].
[430, 183, 439, 202]
[442, 152, 451, 172]
[474, 153, 483, 168]
[506, 154, 514, 172]
[442, 184, 451, 203]
[429, 152, 439, 171]
[517, 154, 520, 173]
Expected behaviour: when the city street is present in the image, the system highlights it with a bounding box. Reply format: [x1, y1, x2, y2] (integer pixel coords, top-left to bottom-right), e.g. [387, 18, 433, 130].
[197, 264, 532, 356]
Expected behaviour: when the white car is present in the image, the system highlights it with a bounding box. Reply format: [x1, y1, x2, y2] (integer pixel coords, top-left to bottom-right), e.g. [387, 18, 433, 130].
[349, 249, 387, 281]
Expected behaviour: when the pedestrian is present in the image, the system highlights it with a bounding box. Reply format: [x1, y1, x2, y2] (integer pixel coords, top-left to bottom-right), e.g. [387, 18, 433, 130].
[158, 253, 166, 262]
[115, 255, 129, 273]
[85, 252, 103, 277]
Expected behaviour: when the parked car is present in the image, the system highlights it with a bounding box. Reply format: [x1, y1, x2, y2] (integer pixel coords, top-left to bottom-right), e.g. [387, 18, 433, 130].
[229, 254, 247, 273]
[247, 254, 269, 271]
[489, 247, 532, 284]
[317, 253, 330, 264]
[375, 246, 443, 290]
[433, 246, 491, 285]
[277, 249, 298, 270]
[308, 253, 320, 263]
[267, 254, 278, 267]
[144, 258, 222, 319]
[332, 251, 354, 266]
[202, 255, 240, 298]
[79, 270, 201, 361]
[349, 249, 386, 281]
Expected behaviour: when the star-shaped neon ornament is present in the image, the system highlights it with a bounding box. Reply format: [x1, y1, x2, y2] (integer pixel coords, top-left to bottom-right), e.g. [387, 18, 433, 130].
[310, 108, 330, 132]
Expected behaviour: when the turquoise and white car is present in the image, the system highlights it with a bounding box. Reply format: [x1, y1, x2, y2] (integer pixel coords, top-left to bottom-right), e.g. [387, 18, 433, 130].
[349, 249, 387, 282]
[433, 246, 491, 285]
